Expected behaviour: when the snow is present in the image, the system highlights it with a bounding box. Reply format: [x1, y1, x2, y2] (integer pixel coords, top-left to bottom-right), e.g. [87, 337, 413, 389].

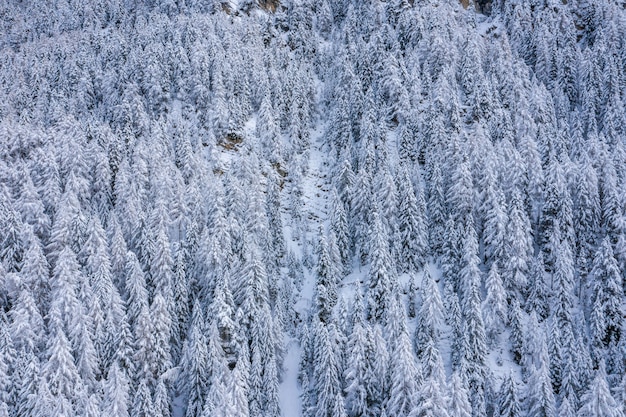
[279, 337, 303, 417]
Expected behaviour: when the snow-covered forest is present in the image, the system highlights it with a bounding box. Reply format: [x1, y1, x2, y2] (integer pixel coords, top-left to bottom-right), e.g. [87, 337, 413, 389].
[0, 0, 625, 416]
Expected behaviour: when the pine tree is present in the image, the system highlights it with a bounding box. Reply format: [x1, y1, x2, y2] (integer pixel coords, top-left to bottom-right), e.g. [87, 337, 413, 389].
[447, 157, 474, 226]
[573, 157, 600, 280]
[367, 209, 395, 324]
[557, 394, 575, 417]
[509, 298, 525, 365]
[578, 361, 624, 417]
[351, 167, 373, 263]
[396, 166, 428, 273]
[526, 254, 550, 320]
[365, 325, 389, 417]
[480, 168, 507, 269]
[9, 285, 44, 353]
[525, 326, 556, 417]
[313, 320, 344, 417]
[18, 173, 50, 239]
[101, 363, 129, 417]
[503, 189, 532, 297]
[482, 263, 507, 347]
[315, 231, 338, 324]
[19, 227, 49, 305]
[376, 165, 398, 252]
[148, 293, 172, 380]
[0, 185, 24, 272]
[387, 293, 421, 417]
[412, 337, 449, 417]
[131, 379, 154, 417]
[203, 319, 232, 417]
[42, 324, 81, 407]
[449, 371, 472, 417]
[330, 190, 351, 273]
[179, 300, 208, 417]
[415, 269, 444, 357]
[344, 289, 369, 417]
[459, 221, 488, 416]
[0, 316, 13, 410]
[589, 237, 623, 353]
[498, 372, 521, 417]
[448, 291, 465, 371]
[428, 161, 447, 259]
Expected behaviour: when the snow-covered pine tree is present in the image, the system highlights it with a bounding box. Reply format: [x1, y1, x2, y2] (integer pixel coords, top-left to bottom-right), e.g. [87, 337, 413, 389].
[396, 166, 428, 273]
[578, 361, 624, 417]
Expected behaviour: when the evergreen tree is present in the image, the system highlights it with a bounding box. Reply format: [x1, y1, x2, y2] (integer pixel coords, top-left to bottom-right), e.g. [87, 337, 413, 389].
[101, 363, 129, 417]
[449, 371, 472, 417]
[482, 263, 507, 347]
[480, 168, 507, 269]
[344, 289, 368, 417]
[503, 189, 532, 297]
[396, 166, 428, 273]
[525, 326, 556, 417]
[428, 161, 447, 259]
[313, 320, 344, 417]
[315, 231, 338, 324]
[497, 372, 521, 417]
[131, 379, 154, 417]
[459, 221, 488, 417]
[387, 291, 420, 417]
[509, 298, 525, 365]
[526, 254, 550, 320]
[415, 269, 444, 357]
[367, 209, 395, 324]
[148, 293, 172, 380]
[578, 361, 624, 417]
[330, 190, 351, 273]
[9, 285, 44, 353]
[365, 325, 389, 417]
[179, 300, 208, 417]
[589, 237, 623, 353]
[42, 324, 81, 409]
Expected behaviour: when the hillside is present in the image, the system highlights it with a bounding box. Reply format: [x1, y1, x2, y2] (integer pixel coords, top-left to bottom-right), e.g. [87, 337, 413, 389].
[0, 1, 625, 416]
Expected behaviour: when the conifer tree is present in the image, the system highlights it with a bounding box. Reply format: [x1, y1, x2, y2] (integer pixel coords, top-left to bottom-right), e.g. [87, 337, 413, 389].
[526, 254, 550, 320]
[578, 361, 624, 417]
[557, 394, 575, 417]
[509, 299, 525, 365]
[589, 237, 623, 353]
[314, 320, 344, 417]
[148, 293, 172, 380]
[459, 221, 488, 413]
[0, 316, 13, 412]
[428, 161, 447, 260]
[397, 166, 428, 273]
[131, 379, 154, 417]
[482, 263, 507, 347]
[525, 327, 556, 417]
[449, 371, 472, 417]
[365, 325, 389, 417]
[330, 190, 351, 273]
[9, 285, 44, 353]
[344, 289, 368, 417]
[503, 189, 532, 297]
[179, 300, 208, 417]
[480, 169, 507, 269]
[415, 269, 444, 357]
[367, 209, 395, 324]
[498, 372, 521, 417]
[101, 363, 129, 417]
[42, 324, 81, 408]
[315, 231, 338, 324]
